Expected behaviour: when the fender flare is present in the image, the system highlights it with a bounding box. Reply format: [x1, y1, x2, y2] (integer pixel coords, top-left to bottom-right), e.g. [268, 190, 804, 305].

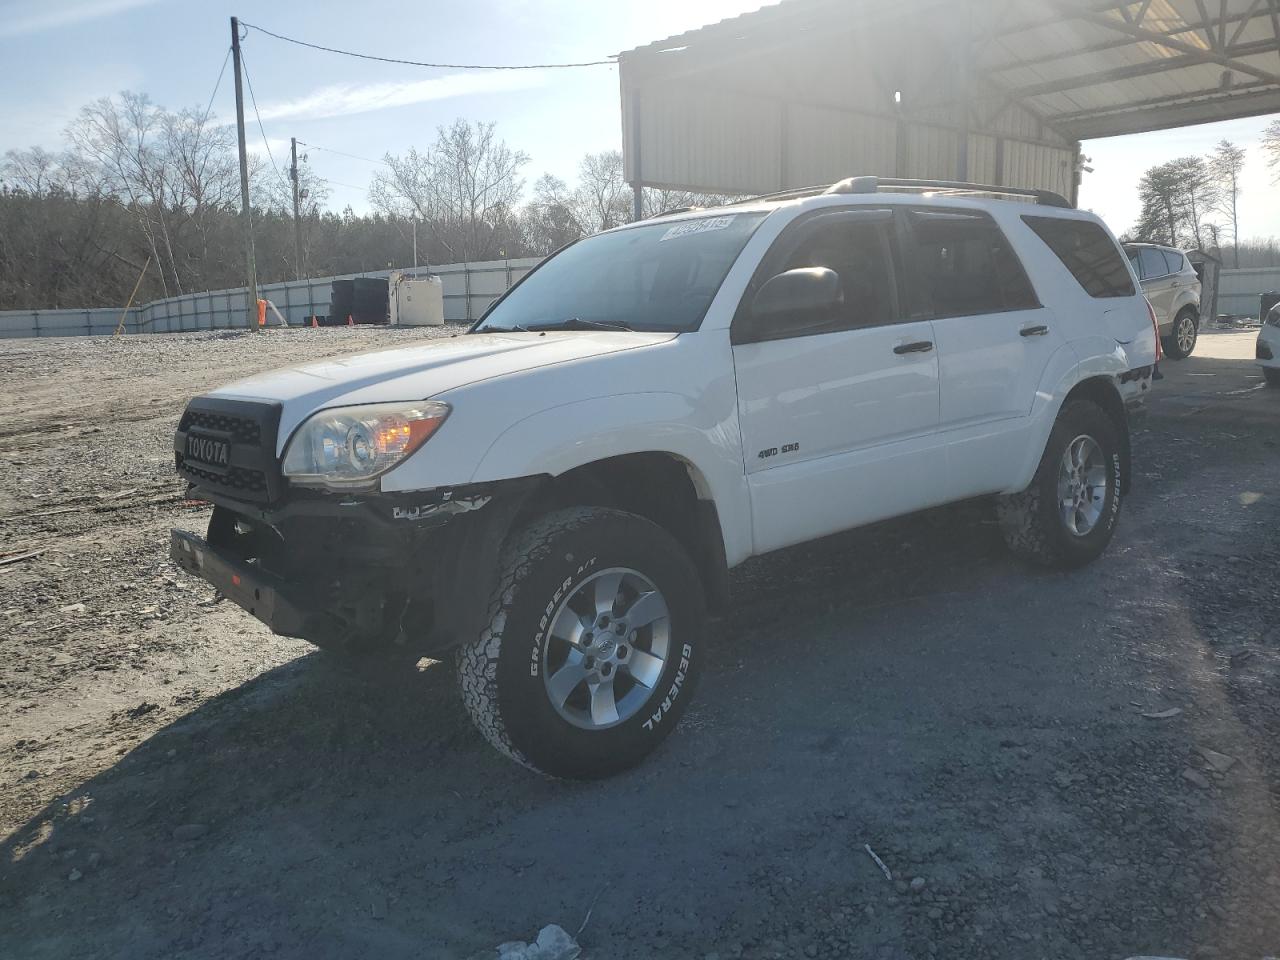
[1008, 348, 1130, 495]
[470, 392, 753, 568]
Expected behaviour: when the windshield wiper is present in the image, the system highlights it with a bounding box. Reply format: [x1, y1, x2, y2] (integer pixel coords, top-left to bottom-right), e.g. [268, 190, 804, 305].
[528, 317, 634, 332]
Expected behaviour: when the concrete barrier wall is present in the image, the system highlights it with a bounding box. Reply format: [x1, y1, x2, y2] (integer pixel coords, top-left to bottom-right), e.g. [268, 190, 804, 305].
[0, 257, 541, 339]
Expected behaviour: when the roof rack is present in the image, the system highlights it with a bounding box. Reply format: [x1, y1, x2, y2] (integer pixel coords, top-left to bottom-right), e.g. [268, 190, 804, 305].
[750, 176, 1073, 209]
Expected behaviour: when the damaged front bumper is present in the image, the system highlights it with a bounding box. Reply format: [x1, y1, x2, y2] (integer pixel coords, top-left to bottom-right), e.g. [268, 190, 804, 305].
[171, 529, 307, 637]
[170, 477, 541, 653]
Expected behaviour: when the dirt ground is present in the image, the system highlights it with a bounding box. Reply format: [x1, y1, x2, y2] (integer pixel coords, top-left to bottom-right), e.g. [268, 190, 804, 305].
[1, 326, 1278, 960]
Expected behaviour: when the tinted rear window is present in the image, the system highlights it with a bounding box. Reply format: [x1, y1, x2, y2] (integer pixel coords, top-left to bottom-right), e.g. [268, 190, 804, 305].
[1023, 216, 1136, 298]
[907, 210, 1039, 317]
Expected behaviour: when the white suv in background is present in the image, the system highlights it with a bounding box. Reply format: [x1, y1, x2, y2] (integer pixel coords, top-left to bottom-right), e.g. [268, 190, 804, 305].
[1124, 242, 1202, 359]
[170, 177, 1159, 778]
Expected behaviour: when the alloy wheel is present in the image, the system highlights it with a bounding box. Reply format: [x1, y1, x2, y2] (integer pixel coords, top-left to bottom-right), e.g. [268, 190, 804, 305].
[1176, 315, 1196, 355]
[541, 567, 671, 730]
[1057, 434, 1107, 536]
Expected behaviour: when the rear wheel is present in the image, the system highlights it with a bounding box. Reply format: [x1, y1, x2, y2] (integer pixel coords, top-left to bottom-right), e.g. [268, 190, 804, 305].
[458, 506, 706, 778]
[997, 400, 1124, 569]
[1163, 308, 1199, 360]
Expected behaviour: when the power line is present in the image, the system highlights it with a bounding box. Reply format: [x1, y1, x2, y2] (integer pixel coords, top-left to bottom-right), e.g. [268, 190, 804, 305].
[201, 47, 233, 125]
[241, 20, 616, 70]
[298, 142, 387, 166]
[238, 50, 290, 191]
[323, 179, 370, 191]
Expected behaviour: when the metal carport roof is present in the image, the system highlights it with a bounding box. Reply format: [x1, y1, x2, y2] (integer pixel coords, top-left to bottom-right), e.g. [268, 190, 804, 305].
[618, 0, 1280, 203]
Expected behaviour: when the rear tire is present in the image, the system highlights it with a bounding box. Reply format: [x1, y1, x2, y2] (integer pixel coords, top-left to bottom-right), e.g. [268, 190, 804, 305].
[458, 506, 706, 778]
[1163, 308, 1198, 360]
[997, 400, 1124, 569]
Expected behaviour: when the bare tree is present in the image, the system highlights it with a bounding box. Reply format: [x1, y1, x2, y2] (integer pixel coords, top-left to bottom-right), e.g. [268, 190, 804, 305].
[68, 93, 181, 295]
[1, 147, 60, 193]
[641, 186, 738, 218]
[1208, 140, 1244, 266]
[571, 150, 631, 233]
[522, 173, 582, 253]
[1173, 156, 1217, 251]
[371, 119, 528, 261]
[1262, 118, 1280, 183]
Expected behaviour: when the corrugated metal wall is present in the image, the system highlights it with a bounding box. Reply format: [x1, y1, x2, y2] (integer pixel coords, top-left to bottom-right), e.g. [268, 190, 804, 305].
[1218, 267, 1280, 318]
[625, 78, 1078, 198]
[0, 258, 539, 340]
[620, 2, 1079, 200]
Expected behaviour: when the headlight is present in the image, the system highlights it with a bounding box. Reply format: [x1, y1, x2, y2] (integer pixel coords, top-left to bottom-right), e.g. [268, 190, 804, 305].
[281, 401, 449, 489]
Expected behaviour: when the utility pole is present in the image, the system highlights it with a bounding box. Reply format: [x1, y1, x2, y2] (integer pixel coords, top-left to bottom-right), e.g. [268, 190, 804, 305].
[230, 16, 258, 329]
[290, 137, 303, 281]
[412, 218, 418, 270]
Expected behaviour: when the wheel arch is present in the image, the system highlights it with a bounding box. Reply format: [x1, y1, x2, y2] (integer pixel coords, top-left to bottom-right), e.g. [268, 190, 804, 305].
[516, 452, 732, 618]
[1058, 376, 1131, 494]
[1173, 296, 1200, 321]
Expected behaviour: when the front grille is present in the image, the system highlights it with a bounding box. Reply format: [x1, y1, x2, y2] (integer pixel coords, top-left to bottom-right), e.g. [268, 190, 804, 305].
[179, 409, 262, 446]
[175, 396, 283, 504]
[175, 456, 269, 496]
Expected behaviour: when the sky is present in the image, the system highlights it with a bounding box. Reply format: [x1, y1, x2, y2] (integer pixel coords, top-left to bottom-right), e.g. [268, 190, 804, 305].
[2, 0, 1279, 241]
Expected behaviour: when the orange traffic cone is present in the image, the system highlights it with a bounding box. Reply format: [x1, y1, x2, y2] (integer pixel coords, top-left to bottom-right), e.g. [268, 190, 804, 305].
[347, 314, 354, 327]
[310, 316, 318, 328]
[257, 299, 267, 327]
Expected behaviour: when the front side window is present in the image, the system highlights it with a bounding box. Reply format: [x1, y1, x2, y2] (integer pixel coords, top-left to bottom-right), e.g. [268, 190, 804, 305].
[1026, 217, 1136, 298]
[775, 218, 896, 330]
[475, 212, 768, 334]
[907, 210, 1039, 318]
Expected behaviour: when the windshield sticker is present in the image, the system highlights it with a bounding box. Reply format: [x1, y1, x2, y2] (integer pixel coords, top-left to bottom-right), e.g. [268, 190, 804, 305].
[659, 215, 736, 242]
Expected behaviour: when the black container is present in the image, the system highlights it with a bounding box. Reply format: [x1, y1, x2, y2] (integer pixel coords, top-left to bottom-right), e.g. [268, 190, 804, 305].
[351, 277, 389, 324]
[329, 282, 355, 323]
[1261, 292, 1280, 323]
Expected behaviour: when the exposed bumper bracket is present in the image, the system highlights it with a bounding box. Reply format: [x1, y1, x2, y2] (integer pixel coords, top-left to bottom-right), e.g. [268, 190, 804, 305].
[170, 529, 307, 637]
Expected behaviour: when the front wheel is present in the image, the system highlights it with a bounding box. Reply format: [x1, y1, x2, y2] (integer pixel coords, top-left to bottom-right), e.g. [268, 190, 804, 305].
[1163, 309, 1199, 360]
[458, 506, 706, 778]
[997, 400, 1124, 569]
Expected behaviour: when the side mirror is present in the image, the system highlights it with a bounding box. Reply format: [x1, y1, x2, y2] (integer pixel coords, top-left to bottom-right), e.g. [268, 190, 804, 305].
[751, 267, 843, 325]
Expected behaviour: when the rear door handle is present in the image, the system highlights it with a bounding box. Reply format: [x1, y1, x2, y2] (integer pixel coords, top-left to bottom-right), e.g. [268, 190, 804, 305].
[893, 340, 934, 355]
[1020, 324, 1050, 337]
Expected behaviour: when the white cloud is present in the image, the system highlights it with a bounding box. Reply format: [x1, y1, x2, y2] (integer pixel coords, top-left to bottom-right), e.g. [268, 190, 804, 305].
[246, 72, 544, 124]
[0, 0, 161, 38]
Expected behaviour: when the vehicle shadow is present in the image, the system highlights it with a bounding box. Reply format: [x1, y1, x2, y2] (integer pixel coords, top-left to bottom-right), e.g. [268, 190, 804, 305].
[0, 500, 1226, 960]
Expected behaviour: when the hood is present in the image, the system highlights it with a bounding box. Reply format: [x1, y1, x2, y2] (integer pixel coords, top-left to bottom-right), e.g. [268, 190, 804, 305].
[207, 330, 676, 444]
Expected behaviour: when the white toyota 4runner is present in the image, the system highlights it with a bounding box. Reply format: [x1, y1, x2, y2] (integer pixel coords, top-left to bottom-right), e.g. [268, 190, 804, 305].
[171, 177, 1159, 778]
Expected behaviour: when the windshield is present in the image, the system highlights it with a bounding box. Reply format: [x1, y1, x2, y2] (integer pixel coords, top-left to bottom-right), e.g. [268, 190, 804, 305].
[475, 211, 768, 333]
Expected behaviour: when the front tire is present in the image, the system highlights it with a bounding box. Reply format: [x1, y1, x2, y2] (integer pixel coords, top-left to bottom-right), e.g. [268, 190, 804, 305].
[458, 506, 706, 778]
[1163, 308, 1199, 360]
[997, 400, 1124, 569]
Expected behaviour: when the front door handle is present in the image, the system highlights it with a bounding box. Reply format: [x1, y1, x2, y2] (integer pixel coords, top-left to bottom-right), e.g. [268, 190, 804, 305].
[893, 340, 934, 355]
[1020, 324, 1050, 337]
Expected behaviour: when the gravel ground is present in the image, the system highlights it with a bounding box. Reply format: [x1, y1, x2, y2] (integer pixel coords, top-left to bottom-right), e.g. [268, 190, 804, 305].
[1, 327, 1278, 960]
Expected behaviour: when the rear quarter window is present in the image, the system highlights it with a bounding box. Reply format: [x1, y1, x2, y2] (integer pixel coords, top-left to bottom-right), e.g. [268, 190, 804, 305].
[1162, 249, 1187, 275]
[1023, 216, 1136, 299]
